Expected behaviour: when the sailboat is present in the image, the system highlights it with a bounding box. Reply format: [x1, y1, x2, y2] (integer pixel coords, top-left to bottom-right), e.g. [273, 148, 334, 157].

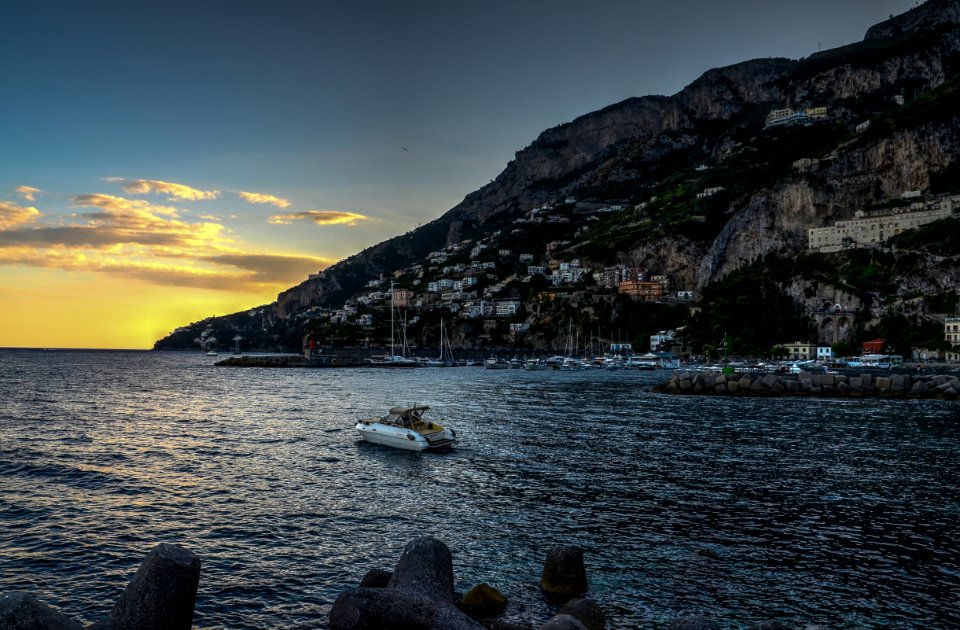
[420, 319, 455, 367]
[369, 283, 418, 367]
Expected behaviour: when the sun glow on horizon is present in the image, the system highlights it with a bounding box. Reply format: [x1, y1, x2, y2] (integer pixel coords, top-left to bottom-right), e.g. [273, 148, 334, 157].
[0, 268, 286, 350]
[0, 177, 358, 349]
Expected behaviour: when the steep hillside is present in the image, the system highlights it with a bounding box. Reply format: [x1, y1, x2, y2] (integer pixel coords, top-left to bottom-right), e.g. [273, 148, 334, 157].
[156, 0, 960, 353]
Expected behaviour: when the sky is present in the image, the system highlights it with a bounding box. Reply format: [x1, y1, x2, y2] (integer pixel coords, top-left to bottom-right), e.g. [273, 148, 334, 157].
[0, 0, 919, 349]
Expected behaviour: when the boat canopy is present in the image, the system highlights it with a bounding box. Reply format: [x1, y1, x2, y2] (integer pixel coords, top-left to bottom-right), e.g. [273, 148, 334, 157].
[387, 405, 430, 416]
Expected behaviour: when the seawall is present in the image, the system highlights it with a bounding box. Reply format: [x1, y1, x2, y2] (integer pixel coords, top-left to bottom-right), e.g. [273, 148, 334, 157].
[655, 370, 960, 399]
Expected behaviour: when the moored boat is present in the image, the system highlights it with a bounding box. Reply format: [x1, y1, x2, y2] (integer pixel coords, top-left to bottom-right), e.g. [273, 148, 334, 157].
[355, 405, 455, 451]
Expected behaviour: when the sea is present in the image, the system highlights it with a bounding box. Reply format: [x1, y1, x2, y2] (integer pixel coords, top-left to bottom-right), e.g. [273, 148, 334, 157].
[1, 349, 958, 629]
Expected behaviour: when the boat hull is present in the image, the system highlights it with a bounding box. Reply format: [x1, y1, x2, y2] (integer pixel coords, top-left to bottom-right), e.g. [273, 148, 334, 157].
[355, 422, 454, 451]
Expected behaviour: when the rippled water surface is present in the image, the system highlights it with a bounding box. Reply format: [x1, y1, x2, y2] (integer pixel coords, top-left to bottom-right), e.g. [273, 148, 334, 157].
[1, 350, 959, 628]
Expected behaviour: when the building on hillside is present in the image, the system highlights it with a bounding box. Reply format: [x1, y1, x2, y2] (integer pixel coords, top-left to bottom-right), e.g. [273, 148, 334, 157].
[817, 346, 833, 360]
[764, 106, 828, 129]
[807, 197, 957, 252]
[650, 331, 675, 352]
[862, 339, 886, 354]
[782, 341, 817, 361]
[494, 300, 520, 317]
[392, 288, 413, 308]
[618, 280, 663, 302]
[696, 186, 724, 199]
[602, 265, 646, 289]
[946, 317, 960, 363]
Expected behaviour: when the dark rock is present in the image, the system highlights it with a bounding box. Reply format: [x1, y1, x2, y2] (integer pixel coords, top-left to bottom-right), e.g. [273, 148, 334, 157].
[0, 592, 82, 630]
[388, 536, 455, 602]
[461, 583, 508, 619]
[330, 588, 484, 630]
[668, 615, 720, 630]
[540, 546, 588, 603]
[540, 614, 588, 630]
[331, 537, 484, 630]
[557, 598, 605, 630]
[358, 568, 392, 588]
[94, 543, 200, 630]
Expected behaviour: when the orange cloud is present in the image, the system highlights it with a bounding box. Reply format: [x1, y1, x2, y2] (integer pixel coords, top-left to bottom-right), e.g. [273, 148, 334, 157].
[268, 210, 368, 226]
[0, 193, 329, 293]
[16, 185, 41, 202]
[0, 201, 41, 230]
[0, 248, 327, 293]
[238, 191, 291, 208]
[105, 177, 220, 201]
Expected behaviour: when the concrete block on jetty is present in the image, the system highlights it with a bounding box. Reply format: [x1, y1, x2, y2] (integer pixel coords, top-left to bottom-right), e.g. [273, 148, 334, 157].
[91, 543, 200, 630]
[655, 370, 960, 400]
[0, 593, 83, 630]
[0, 543, 200, 630]
[330, 536, 609, 630]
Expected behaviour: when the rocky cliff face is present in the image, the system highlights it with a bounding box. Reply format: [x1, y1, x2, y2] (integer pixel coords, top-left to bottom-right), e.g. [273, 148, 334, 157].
[158, 0, 960, 344]
[865, 0, 960, 40]
[698, 117, 960, 288]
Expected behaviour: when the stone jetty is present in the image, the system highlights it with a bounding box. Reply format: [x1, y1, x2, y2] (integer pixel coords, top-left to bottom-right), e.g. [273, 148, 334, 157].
[215, 354, 307, 367]
[656, 369, 960, 399]
[0, 543, 200, 630]
[1, 538, 852, 628]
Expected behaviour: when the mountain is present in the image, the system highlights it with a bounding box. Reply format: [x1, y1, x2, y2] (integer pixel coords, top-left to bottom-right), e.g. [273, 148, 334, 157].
[156, 0, 960, 356]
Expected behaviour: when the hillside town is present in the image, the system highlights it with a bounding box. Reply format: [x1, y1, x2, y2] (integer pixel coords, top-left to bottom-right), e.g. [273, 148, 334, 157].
[238, 188, 960, 367]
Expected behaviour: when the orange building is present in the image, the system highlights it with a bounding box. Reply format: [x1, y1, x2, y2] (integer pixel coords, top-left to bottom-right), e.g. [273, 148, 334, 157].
[618, 280, 663, 302]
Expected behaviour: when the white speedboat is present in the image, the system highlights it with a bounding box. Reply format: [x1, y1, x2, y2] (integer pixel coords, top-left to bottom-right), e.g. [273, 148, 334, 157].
[355, 405, 455, 451]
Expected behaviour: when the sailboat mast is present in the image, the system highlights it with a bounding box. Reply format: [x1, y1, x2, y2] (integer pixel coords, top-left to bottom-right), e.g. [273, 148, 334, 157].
[390, 281, 395, 357]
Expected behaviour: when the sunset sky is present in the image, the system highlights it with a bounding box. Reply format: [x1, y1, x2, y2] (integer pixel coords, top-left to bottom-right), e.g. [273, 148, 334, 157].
[1, 0, 916, 349]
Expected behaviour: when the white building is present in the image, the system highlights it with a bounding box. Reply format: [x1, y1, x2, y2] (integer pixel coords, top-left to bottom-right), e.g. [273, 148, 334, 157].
[495, 300, 521, 317]
[650, 331, 675, 352]
[696, 186, 725, 199]
[808, 197, 957, 252]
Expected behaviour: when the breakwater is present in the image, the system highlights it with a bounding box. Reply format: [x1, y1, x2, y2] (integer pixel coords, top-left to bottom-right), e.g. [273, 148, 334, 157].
[656, 369, 960, 399]
[215, 355, 307, 367]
